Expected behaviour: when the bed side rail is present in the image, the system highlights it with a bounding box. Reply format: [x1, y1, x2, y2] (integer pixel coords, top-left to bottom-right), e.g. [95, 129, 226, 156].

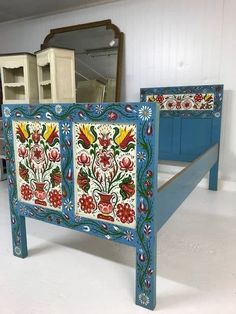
[157, 143, 219, 231]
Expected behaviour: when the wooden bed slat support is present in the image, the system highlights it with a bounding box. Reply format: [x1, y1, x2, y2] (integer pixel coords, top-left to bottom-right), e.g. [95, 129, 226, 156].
[157, 144, 219, 231]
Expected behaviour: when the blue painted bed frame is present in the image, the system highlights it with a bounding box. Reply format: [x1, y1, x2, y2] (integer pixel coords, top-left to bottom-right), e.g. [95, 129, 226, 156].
[2, 85, 223, 310]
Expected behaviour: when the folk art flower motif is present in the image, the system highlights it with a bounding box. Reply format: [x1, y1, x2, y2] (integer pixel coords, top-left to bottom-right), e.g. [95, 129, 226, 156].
[14, 121, 62, 210]
[55, 104, 62, 114]
[3, 106, 11, 118]
[98, 133, 111, 148]
[77, 168, 90, 192]
[18, 146, 28, 159]
[119, 157, 134, 171]
[108, 111, 118, 121]
[79, 194, 96, 213]
[77, 153, 90, 166]
[48, 148, 61, 162]
[16, 122, 30, 143]
[116, 203, 135, 224]
[61, 123, 71, 134]
[138, 105, 152, 121]
[74, 123, 136, 227]
[114, 126, 135, 150]
[32, 130, 41, 144]
[123, 230, 134, 241]
[119, 175, 135, 200]
[21, 184, 33, 201]
[145, 92, 214, 110]
[138, 293, 150, 306]
[95, 149, 114, 171]
[77, 124, 95, 149]
[43, 124, 59, 146]
[49, 190, 62, 208]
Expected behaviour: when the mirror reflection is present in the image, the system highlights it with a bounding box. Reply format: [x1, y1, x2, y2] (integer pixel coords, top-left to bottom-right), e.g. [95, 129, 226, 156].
[44, 24, 120, 102]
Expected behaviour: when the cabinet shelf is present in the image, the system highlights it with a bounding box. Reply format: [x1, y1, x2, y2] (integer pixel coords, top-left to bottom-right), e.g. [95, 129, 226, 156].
[3, 66, 24, 84]
[4, 85, 25, 101]
[4, 82, 25, 87]
[39, 80, 51, 86]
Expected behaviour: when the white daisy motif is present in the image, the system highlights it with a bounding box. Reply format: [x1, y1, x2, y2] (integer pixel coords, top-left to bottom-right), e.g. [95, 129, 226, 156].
[139, 293, 150, 306]
[64, 199, 73, 211]
[137, 151, 146, 161]
[55, 104, 62, 114]
[139, 105, 152, 121]
[124, 231, 134, 241]
[4, 106, 11, 118]
[96, 104, 104, 114]
[14, 246, 22, 256]
[62, 123, 71, 135]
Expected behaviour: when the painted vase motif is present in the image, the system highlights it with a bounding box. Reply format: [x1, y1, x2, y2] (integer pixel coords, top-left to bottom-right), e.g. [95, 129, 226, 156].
[96, 192, 117, 222]
[34, 182, 48, 206]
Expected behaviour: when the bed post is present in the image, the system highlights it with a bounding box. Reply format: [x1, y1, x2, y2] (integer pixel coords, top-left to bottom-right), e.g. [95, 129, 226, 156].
[10, 213, 28, 258]
[209, 160, 219, 191]
[135, 103, 159, 310]
[135, 232, 157, 310]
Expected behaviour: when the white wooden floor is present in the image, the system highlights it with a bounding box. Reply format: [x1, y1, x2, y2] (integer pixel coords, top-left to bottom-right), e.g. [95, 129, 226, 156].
[0, 180, 235, 314]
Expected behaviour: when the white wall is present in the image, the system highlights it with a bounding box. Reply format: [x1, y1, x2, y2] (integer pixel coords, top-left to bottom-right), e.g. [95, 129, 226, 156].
[0, 0, 235, 183]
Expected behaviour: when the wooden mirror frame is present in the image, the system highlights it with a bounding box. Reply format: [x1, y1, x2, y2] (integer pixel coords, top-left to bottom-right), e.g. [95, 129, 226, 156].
[41, 19, 124, 101]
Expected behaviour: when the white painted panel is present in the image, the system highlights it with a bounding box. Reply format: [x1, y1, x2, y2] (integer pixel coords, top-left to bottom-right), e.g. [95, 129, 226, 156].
[0, 0, 235, 182]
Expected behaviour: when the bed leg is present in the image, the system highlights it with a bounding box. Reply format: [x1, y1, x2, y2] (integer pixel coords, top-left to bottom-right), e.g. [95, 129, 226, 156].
[209, 161, 219, 191]
[11, 213, 28, 258]
[135, 237, 157, 310]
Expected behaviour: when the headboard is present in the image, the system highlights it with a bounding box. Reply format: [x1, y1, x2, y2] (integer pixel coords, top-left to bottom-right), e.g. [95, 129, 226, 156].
[140, 85, 223, 162]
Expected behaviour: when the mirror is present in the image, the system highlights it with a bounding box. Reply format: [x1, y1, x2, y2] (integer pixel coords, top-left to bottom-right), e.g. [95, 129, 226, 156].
[41, 19, 123, 102]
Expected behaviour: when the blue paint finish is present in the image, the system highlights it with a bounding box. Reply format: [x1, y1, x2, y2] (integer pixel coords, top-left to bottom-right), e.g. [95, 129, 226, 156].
[141, 84, 223, 189]
[173, 117, 181, 155]
[180, 118, 212, 156]
[159, 118, 173, 153]
[2, 102, 159, 310]
[157, 144, 219, 231]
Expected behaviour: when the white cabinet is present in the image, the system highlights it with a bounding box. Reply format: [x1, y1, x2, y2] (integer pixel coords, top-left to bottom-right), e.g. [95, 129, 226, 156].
[36, 48, 76, 103]
[0, 53, 38, 104]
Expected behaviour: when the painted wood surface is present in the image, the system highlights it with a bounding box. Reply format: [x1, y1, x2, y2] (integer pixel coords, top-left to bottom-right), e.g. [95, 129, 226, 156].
[140, 85, 223, 163]
[2, 92, 223, 310]
[157, 144, 218, 231]
[3, 102, 159, 310]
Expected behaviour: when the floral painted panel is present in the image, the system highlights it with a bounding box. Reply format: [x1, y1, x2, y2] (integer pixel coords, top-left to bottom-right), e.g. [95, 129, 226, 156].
[74, 122, 137, 228]
[13, 120, 62, 210]
[146, 93, 214, 110]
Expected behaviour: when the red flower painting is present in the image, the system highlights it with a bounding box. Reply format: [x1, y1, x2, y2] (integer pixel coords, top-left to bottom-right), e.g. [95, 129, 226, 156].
[75, 123, 136, 227]
[14, 121, 62, 210]
[77, 153, 90, 167]
[49, 190, 62, 208]
[79, 194, 96, 213]
[116, 203, 135, 224]
[21, 184, 33, 201]
[119, 157, 134, 171]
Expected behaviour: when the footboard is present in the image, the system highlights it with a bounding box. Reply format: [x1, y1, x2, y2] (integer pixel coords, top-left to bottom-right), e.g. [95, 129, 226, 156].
[3, 102, 159, 310]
